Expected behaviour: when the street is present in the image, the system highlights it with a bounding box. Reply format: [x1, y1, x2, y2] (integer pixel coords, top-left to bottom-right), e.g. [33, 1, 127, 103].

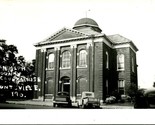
[0, 102, 133, 109]
[0, 102, 55, 109]
[0, 102, 102, 109]
[0, 102, 80, 109]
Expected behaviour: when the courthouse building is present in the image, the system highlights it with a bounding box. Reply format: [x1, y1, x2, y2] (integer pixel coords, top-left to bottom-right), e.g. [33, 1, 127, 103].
[34, 18, 138, 101]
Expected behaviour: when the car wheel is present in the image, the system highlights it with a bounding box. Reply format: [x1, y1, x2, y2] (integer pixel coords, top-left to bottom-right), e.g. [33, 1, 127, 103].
[79, 104, 83, 108]
[68, 103, 72, 108]
[82, 104, 85, 109]
[53, 103, 56, 107]
[145, 100, 150, 108]
[82, 100, 85, 109]
[134, 103, 138, 109]
[77, 102, 79, 108]
[95, 105, 100, 109]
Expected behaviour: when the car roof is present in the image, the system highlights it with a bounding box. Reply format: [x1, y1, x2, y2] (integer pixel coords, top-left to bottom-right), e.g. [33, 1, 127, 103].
[144, 88, 155, 94]
[139, 88, 155, 95]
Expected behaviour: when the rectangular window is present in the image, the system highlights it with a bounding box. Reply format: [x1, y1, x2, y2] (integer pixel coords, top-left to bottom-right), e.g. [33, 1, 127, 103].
[117, 54, 125, 71]
[118, 80, 125, 95]
[106, 52, 109, 69]
[106, 80, 108, 95]
[132, 57, 134, 72]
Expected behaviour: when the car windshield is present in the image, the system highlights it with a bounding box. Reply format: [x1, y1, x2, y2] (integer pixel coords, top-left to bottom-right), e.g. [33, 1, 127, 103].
[85, 93, 92, 96]
[84, 93, 94, 97]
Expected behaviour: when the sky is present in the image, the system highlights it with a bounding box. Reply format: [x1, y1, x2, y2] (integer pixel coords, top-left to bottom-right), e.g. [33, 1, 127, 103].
[0, 0, 155, 88]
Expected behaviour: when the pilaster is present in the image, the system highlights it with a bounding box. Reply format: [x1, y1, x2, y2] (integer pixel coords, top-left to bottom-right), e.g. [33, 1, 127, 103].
[41, 48, 46, 100]
[71, 44, 77, 99]
[34, 49, 39, 99]
[87, 43, 92, 91]
[54, 46, 60, 97]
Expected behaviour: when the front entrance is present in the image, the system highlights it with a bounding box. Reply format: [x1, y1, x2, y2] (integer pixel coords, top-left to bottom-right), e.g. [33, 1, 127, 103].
[60, 77, 70, 94]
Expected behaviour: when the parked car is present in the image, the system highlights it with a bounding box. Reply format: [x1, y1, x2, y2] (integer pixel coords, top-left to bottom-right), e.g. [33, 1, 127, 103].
[76, 91, 100, 108]
[105, 96, 116, 104]
[134, 88, 155, 108]
[53, 92, 72, 107]
[120, 95, 131, 103]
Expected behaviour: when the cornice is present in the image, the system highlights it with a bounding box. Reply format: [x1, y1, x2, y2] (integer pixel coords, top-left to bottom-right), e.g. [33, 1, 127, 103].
[34, 27, 89, 47]
[34, 31, 138, 53]
[34, 34, 105, 47]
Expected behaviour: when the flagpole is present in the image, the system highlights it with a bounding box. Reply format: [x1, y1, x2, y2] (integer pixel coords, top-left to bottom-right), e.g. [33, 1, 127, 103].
[85, 9, 90, 18]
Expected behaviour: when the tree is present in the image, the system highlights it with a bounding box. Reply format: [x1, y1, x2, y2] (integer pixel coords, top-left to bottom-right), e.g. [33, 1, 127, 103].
[17, 58, 36, 83]
[0, 43, 18, 84]
[153, 82, 155, 87]
[125, 83, 138, 97]
[0, 40, 35, 85]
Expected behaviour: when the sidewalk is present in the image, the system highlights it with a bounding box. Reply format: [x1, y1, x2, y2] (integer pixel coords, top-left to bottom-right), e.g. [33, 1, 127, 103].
[7, 99, 53, 107]
[101, 104, 133, 109]
[6, 99, 134, 109]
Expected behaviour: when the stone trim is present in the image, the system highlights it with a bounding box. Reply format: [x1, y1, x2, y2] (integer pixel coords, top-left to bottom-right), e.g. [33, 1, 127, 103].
[70, 44, 77, 48]
[41, 48, 46, 52]
[113, 43, 137, 53]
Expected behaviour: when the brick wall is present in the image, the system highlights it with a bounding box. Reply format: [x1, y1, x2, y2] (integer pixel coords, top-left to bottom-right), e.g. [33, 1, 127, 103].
[94, 42, 103, 99]
[35, 38, 138, 100]
[116, 47, 138, 94]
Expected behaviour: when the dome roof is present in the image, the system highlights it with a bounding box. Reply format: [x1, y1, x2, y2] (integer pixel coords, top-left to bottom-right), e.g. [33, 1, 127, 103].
[74, 18, 99, 27]
[73, 18, 102, 33]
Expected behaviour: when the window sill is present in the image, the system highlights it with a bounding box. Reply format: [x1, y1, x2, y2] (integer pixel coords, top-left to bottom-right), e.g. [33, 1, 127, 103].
[46, 68, 54, 71]
[77, 65, 87, 69]
[117, 69, 125, 71]
[60, 67, 71, 70]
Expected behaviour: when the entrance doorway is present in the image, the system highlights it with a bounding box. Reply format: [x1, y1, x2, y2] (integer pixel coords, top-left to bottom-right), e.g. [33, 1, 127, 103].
[60, 77, 70, 94]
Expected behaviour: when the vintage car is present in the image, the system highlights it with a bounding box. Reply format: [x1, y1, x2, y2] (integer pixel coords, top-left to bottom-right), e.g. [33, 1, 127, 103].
[0, 93, 6, 103]
[53, 92, 72, 107]
[134, 88, 155, 108]
[105, 96, 116, 104]
[76, 91, 100, 108]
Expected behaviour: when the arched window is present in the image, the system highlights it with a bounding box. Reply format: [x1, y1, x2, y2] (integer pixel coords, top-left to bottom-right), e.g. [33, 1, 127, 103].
[62, 51, 71, 68]
[117, 54, 125, 70]
[48, 53, 54, 69]
[79, 50, 87, 67]
[106, 51, 109, 69]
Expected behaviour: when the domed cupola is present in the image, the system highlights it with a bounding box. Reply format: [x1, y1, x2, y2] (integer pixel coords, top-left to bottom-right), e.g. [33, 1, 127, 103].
[73, 18, 102, 33]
